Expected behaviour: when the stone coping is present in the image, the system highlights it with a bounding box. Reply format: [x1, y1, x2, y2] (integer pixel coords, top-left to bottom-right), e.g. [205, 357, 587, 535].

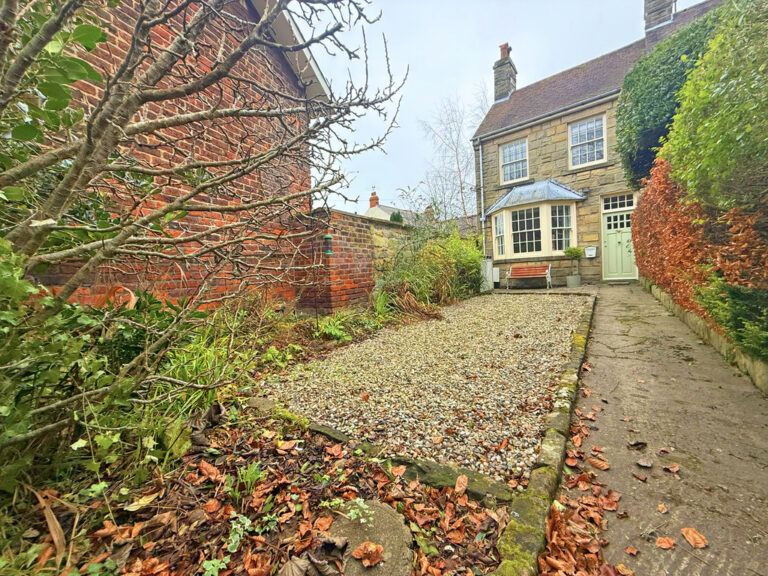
[489, 294, 596, 576]
[639, 277, 767, 395]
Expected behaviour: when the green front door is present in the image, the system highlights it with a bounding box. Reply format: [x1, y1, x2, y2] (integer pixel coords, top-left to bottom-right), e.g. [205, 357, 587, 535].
[602, 210, 637, 280]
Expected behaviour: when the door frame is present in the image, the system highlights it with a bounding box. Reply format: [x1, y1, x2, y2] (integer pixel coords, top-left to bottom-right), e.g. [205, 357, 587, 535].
[601, 193, 638, 281]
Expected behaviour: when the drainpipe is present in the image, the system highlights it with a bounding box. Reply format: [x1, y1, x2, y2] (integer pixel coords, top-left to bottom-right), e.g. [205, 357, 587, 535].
[476, 138, 486, 255]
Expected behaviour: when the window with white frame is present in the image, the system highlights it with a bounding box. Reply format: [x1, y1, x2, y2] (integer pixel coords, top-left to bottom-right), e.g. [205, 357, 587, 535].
[602, 193, 634, 212]
[569, 116, 605, 167]
[511, 207, 541, 253]
[551, 205, 572, 251]
[494, 213, 505, 256]
[500, 139, 528, 182]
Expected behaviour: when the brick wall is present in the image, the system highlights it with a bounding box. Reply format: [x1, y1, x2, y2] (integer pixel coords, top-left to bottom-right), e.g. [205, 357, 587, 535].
[475, 98, 633, 284]
[300, 209, 408, 313]
[32, 1, 311, 307]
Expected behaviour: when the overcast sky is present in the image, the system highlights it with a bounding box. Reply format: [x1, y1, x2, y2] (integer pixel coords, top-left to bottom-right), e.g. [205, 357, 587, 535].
[313, 0, 703, 214]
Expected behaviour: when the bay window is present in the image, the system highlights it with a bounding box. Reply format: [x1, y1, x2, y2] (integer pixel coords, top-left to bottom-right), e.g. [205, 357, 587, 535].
[494, 213, 505, 256]
[511, 207, 541, 254]
[551, 205, 572, 251]
[491, 203, 576, 258]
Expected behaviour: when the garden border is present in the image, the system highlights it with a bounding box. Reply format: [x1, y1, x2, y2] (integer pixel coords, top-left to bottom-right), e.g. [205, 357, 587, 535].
[489, 294, 596, 576]
[252, 293, 597, 576]
[639, 277, 768, 395]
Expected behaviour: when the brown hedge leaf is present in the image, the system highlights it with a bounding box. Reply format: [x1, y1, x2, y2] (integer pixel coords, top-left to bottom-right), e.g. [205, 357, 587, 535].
[351, 541, 383, 567]
[681, 527, 708, 549]
[587, 457, 610, 471]
[655, 536, 676, 550]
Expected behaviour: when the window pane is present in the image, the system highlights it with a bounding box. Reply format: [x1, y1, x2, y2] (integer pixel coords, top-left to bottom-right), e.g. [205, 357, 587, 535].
[570, 116, 605, 166]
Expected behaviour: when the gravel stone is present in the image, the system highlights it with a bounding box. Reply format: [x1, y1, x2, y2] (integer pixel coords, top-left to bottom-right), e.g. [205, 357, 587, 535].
[265, 294, 590, 481]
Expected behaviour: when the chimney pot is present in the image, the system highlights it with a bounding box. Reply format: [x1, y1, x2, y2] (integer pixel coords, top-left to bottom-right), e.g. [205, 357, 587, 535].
[500, 42, 510, 59]
[369, 189, 379, 208]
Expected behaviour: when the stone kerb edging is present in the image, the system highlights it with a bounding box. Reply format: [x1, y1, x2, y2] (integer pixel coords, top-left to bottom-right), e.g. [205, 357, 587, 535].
[250, 294, 597, 576]
[490, 294, 596, 576]
[639, 277, 767, 395]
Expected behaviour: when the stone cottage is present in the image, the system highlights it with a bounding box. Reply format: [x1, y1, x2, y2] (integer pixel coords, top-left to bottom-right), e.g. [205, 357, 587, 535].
[473, 0, 720, 286]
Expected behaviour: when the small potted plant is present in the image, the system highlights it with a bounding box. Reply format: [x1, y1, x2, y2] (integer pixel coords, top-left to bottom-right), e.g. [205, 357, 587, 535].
[564, 246, 585, 287]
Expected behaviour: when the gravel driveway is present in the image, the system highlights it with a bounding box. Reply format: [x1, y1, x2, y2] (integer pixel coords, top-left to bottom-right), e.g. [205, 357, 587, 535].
[266, 294, 590, 482]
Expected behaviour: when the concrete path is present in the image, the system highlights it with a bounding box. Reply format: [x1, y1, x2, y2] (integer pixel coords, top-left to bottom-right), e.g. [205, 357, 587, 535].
[578, 284, 768, 575]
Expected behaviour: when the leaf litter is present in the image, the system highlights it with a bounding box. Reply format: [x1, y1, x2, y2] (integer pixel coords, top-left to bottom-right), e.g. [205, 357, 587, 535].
[39, 410, 508, 575]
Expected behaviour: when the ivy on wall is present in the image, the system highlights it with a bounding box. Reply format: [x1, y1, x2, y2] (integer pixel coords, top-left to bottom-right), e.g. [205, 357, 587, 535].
[616, 11, 717, 189]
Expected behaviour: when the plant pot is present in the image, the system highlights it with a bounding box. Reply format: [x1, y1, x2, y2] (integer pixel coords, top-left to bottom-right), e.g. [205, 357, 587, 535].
[566, 274, 582, 288]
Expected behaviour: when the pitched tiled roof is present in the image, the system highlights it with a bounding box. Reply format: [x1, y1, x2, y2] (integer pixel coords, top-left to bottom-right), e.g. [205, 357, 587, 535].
[377, 204, 418, 225]
[474, 0, 722, 139]
[485, 180, 585, 216]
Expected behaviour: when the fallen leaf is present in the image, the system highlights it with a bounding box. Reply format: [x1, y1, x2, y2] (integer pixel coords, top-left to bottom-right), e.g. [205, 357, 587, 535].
[351, 541, 383, 567]
[454, 475, 468, 497]
[390, 465, 407, 477]
[656, 536, 676, 550]
[624, 546, 639, 556]
[123, 492, 160, 512]
[32, 490, 65, 568]
[663, 464, 680, 474]
[202, 499, 221, 514]
[360, 392, 370, 402]
[681, 527, 708, 549]
[198, 460, 225, 483]
[432, 435, 444, 444]
[314, 516, 333, 532]
[582, 362, 592, 372]
[657, 503, 668, 514]
[632, 473, 647, 482]
[616, 564, 635, 576]
[325, 444, 343, 458]
[586, 457, 610, 471]
[565, 457, 579, 467]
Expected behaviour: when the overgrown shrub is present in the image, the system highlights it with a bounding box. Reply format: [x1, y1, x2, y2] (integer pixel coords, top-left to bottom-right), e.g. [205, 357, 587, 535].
[616, 11, 717, 188]
[662, 0, 768, 210]
[377, 230, 482, 307]
[697, 275, 768, 361]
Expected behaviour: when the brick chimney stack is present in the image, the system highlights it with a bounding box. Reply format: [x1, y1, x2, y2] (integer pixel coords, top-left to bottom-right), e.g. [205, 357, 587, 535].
[493, 42, 517, 102]
[369, 188, 379, 208]
[645, 0, 675, 32]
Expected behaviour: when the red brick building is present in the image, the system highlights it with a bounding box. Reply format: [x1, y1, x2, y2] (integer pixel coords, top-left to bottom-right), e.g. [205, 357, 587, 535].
[33, 0, 330, 306]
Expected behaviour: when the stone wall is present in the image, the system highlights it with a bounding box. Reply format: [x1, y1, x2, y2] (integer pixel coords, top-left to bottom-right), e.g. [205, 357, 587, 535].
[475, 98, 637, 284]
[640, 277, 768, 395]
[300, 209, 408, 313]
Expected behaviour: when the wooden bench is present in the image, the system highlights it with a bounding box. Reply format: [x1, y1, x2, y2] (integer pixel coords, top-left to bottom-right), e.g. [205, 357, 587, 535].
[506, 264, 552, 289]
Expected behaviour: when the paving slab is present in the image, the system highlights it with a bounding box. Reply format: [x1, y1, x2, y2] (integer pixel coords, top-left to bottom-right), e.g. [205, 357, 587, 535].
[577, 284, 768, 575]
[330, 500, 413, 576]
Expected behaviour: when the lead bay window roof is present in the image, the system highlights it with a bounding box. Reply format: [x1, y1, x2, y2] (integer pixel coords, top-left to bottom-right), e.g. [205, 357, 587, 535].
[485, 179, 585, 217]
